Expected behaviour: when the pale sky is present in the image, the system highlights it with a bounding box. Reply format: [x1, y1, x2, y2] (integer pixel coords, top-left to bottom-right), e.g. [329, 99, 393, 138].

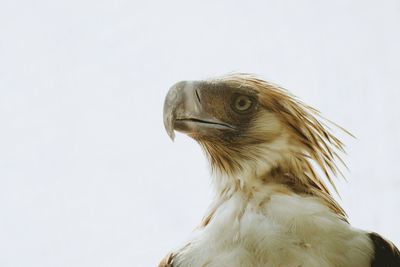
[0, 1, 399, 266]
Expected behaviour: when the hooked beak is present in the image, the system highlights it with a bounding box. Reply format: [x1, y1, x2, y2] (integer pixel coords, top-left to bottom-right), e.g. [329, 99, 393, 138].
[163, 81, 234, 141]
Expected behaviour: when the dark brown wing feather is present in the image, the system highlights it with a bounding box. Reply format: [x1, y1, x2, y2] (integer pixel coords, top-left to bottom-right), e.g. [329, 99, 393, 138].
[369, 232, 400, 267]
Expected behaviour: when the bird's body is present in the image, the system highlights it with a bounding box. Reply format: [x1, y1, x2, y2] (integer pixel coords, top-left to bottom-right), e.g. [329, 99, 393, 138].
[160, 74, 400, 267]
[170, 185, 372, 267]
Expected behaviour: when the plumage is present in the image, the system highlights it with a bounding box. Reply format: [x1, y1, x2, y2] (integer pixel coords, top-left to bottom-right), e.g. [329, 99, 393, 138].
[160, 73, 399, 267]
[369, 232, 400, 266]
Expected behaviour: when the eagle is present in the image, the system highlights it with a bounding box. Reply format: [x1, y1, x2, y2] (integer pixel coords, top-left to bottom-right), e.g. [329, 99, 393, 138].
[159, 74, 400, 267]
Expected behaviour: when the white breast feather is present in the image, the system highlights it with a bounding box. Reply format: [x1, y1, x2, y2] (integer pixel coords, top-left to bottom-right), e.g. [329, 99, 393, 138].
[173, 189, 373, 267]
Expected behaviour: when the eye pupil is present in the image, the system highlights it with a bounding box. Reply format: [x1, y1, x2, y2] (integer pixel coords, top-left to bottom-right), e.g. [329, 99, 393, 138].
[233, 95, 253, 112]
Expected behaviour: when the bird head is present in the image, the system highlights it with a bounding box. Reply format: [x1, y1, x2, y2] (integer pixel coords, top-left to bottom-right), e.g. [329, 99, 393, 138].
[164, 75, 284, 174]
[164, 74, 348, 215]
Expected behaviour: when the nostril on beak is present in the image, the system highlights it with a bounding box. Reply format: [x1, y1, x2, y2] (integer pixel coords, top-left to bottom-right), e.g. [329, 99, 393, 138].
[195, 89, 201, 104]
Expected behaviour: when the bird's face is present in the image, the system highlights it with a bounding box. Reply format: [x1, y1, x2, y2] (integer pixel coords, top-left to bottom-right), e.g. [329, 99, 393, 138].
[164, 79, 286, 175]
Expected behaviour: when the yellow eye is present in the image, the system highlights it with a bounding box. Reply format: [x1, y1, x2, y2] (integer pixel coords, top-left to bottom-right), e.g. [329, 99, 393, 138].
[233, 95, 253, 112]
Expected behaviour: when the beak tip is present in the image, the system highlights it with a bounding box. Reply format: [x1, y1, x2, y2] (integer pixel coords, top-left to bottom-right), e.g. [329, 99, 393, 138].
[167, 130, 175, 141]
[163, 112, 176, 142]
[163, 81, 189, 142]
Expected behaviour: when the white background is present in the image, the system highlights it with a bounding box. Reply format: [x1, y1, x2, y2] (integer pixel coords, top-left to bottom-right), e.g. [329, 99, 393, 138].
[1, 1, 399, 266]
